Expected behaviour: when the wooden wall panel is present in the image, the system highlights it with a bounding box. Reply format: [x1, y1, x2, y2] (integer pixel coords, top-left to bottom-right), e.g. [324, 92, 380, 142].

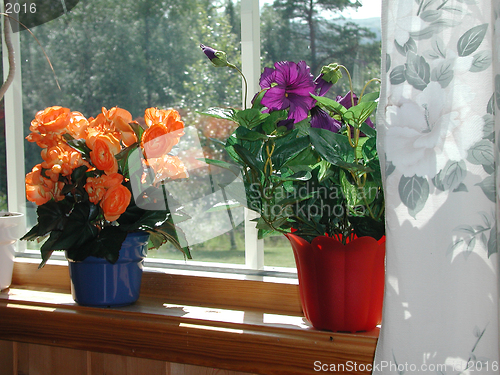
[168, 363, 256, 375]
[23, 343, 87, 375]
[6, 342, 256, 375]
[0, 340, 13, 375]
[90, 352, 167, 375]
[15, 342, 29, 375]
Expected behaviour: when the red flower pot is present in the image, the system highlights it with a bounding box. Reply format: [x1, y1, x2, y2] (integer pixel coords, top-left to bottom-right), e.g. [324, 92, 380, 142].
[286, 233, 385, 332]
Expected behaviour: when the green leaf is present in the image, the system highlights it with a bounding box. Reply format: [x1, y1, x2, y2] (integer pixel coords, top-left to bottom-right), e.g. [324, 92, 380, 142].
[470, 50, 492, 72]
[232, 144, 264, 174]
[390, 65, 406, 85]
[476, 175, 495, 202]
[360, 122, 376, 138]
[399, 175, 430, 219]
[308, 127, 354, 167]
[467, 140, 494, 168]
[234, 108, 269, 129]
[431, 60, 454, 88]
[343, 102, 378, 128]
[202, 158, 241, 177]
[63, 135, 92, 162]
[129, 122, 145, 143]
[457, 23, 488, 57]
[200, 107, 236, 121]
[272, 135, 311, 170]
[311, 94, 347, 115]
[432, 160, 467, 191]
[359, 91, 379, 103]
[234, 126, 268, 141]
[487, 229, 498, 257]
[495, 75, 500, 111]
[405, 52, 430, 91]
[262, 110, 287, 134]
[283, 146, 319, 168]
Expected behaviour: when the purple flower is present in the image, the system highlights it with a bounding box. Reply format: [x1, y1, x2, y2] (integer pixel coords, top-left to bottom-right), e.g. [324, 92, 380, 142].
[337, 91, 374, 129]
[314, 74, 333, 96]
[277, 119, 295, 131]
[200, 44, 228, 67]
[259, 61, 316, 123]
[314, 63, 341, 96]
[310, 107, 341, 133]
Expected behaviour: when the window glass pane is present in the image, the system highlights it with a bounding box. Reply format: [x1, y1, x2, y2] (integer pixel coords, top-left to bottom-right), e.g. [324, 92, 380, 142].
[261, 0, 382, 267]
[21, 0, 245, 264]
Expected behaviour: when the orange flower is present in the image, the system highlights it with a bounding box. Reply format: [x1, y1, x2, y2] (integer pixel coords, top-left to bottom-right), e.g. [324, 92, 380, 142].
[84, 173, 123, 204]
[90, 137, 119, 174]
[27, 106, 74, 148]
[41, 143, 89, 178]
[25, 164, 64, 205]
[100, 184, 131, 222]
[141, 108, 184, 158]
[141, 124, 182, 158]
[66, 112, 89, 139]
[32, 106, 71, 134]
[145, 154, 188, 184]
[144, 108, 184, 133]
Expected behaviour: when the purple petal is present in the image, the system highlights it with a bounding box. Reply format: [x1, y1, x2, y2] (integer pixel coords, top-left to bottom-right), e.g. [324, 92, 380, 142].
[314, 74, 333, 96]
[259, 67, 276, 89]
[337, 91, 358, 109]
[277, 119, 295, 130]
[288, 94, 316, 123]
[200, 44, 217, 61]
[261, 87, 289, 111]
[310, 107, 341, 132]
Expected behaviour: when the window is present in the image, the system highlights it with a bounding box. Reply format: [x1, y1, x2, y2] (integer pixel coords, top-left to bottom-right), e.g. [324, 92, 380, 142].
[2, 0, 381, 272]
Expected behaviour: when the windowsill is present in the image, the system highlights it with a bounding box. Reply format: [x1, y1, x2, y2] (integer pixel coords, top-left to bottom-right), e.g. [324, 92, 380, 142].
[0, 258, 379, 375]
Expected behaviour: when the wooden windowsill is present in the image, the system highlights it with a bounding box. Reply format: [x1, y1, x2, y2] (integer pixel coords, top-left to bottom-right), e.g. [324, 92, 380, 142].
[0, 259, 379, 375]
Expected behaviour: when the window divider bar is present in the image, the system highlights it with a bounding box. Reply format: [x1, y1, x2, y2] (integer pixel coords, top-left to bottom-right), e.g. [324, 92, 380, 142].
[241, 0, 263, 270]
[1, 8, 26, 251]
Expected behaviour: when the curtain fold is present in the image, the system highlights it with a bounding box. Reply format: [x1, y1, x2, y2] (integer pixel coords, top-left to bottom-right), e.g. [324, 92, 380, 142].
[375, 0, 500, 372]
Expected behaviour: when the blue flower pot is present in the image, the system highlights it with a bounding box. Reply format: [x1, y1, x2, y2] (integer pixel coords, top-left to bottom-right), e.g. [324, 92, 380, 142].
[68, 232, 149, 307]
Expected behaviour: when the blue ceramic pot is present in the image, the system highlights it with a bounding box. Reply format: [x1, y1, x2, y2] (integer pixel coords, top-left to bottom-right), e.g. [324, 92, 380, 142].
[68, 231, 149, 307]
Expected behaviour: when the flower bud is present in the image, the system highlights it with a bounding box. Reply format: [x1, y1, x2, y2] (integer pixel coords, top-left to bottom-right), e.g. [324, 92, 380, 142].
[200, 44, 229, 67]
[320, 63, 342, 84]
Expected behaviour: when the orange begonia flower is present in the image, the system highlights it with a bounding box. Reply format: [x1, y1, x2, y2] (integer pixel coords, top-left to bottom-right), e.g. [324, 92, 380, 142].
[144, 108, 184, 133]
[100, 184, 131, 222]
[66, 112, 89, 139]
[32, 106, 71, 134]
[145, 154, 188, 184]
[25, 164, 64, 205]
[84, 173, 123, 204]
[90, 138, 119, 174]
[40, 143, 89, 178]
[141, 124, 183, 159]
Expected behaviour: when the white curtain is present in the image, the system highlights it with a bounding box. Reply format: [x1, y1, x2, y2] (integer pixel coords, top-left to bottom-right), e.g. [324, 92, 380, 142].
[375, 0, 500, 373]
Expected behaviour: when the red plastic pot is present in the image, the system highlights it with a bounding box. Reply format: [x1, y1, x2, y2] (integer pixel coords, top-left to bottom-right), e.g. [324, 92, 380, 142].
[286, 233, 385, 332]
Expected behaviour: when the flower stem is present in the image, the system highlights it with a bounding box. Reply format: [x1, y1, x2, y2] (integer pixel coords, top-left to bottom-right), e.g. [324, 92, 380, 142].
[228, 63, 248, 110]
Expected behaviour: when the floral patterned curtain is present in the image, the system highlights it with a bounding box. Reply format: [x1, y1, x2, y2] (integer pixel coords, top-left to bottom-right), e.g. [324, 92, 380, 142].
[375, 0, 500, 372]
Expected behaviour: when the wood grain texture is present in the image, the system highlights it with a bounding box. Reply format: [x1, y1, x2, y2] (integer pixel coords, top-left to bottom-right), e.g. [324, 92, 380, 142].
[0, 340, 13, 375]
[90, 352, 167, 375]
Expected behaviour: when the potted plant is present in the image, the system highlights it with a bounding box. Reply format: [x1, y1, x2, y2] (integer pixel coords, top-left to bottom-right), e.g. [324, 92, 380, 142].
[200, 44, 385, 332]
[0, 212, 24, 291]
[21, 106, 191, 307]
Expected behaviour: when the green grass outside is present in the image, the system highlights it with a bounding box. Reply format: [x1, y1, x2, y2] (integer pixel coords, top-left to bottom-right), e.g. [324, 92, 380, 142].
[150, 224, 297, 268]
